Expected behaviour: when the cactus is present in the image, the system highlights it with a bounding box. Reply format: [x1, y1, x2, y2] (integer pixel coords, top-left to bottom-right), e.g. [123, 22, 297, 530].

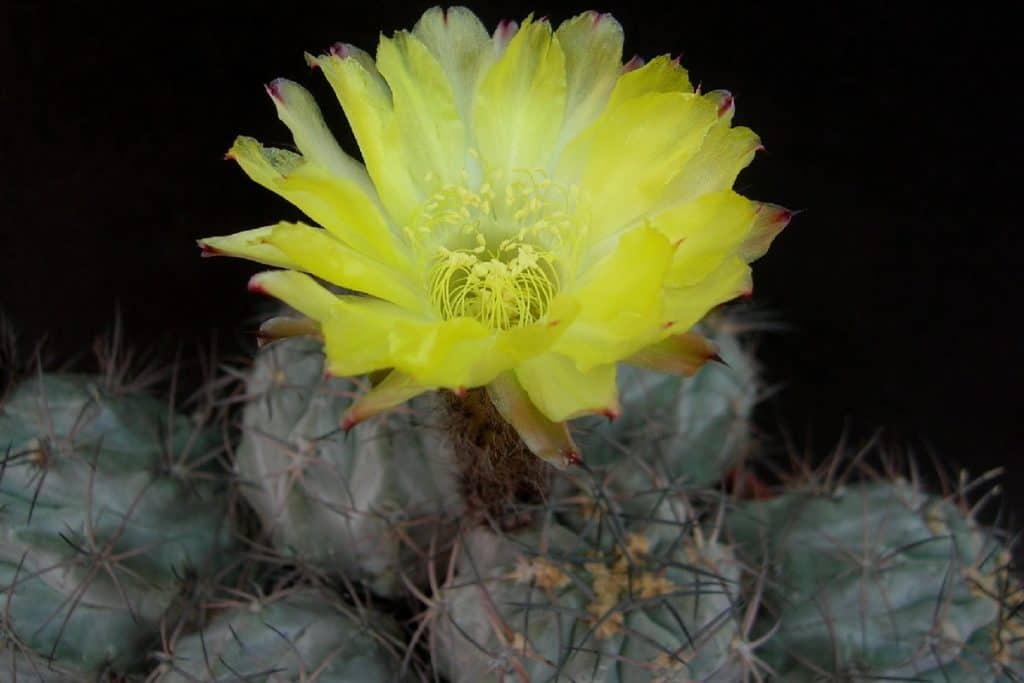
[4, 321, 1021, 683]
[235, 337, 462, 597]
[152, 585, 410, 682]
[0, 373, 235, 677]
[429, 487, 747, 682]
[0, 648, 80, 682]
[727, 479, 1024, 680]
[578, 319, 759, 494]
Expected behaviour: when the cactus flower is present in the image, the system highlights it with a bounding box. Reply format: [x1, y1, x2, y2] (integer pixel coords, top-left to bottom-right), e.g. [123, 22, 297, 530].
[200, 7, 789, 467]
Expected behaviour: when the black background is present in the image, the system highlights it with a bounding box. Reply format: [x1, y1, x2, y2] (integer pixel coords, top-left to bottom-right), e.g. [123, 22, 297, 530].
[3, 3, 1020, 501]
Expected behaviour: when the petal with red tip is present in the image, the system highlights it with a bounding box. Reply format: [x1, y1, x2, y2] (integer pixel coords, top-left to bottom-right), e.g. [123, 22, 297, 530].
[473, 16, 567, 172]
[554, 11, 624, 144]
[606, 54, 693, 106]
[652, 190, 758, 287]
[738, 202, 793, 263]
[492, 19, 520, 54]
[226, 137, 410, 270]
[486, 372, 580, 469]
[264, 78, 372, 191]
[198, 226, 295, 269]
[340, 370, 434, 431]
[248, 270, 344, 322]
[310, 46, 423, 226]
[625, 332, 721, 377]
[376, 30, 467, 188]
[412, 7, 492, 122]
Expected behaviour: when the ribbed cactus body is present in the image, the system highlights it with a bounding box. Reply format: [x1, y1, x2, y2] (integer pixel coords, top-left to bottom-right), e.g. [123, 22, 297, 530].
[432, 514, 743, 682]
[0, 374, 234, 675]
[728, 481, 1023, 680]
[0, 649, 81, 682]
[155, 587, 408, 682]
[580, 324, 757, 492]
[236, 338, 461, 597]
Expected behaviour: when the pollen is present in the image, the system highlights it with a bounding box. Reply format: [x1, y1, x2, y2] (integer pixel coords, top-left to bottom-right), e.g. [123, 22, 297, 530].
[412, 165, 585, 329]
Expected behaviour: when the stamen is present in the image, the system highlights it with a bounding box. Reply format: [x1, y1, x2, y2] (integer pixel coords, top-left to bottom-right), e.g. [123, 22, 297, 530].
[412, 165, 584, 330]
[429, 245, 559, 329]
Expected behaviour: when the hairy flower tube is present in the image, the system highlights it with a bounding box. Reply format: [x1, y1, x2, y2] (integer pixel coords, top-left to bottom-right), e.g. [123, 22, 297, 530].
[200, 7, 790, 468]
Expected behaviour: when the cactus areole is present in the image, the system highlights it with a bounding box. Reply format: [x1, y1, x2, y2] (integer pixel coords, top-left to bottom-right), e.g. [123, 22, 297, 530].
[199, 6, 788, 515]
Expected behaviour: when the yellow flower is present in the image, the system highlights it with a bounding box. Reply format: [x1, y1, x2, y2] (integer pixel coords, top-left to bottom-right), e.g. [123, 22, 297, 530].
[200, 7, 789, 468]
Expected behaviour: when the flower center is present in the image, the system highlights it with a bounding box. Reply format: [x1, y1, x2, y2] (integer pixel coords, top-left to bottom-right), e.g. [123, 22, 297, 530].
[430, 241, 558, 329]
[412, 169, 583, 330]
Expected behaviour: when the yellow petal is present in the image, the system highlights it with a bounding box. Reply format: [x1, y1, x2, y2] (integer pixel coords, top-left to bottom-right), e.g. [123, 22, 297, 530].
[323, 313, 491, 388]
[659, 119, 762, 207]
[572, 225, 674, 319]
[325, 294, 576, 390]
[376, 31, 467, 188]
[738, 202, 793, 262]
[662, 256, 753, 329]
[412, 7, 492, 122]
[198, 226, 296, 269]
[473, 17, 567, 172]
[558, 91, 718, 241]
[311, 45, 423, 226]
[486, 372, 581, 468]
[227, 137, 411, 270]
[262, 222, 425, 311]
[478, 294, 581, 380]
[556, 226, 675, 369]
[605, 54, 693, 108]
[625, 332, 721, 377]
[320, 297, 427, 376]
[389, 316, 493, 386]
[340, 370, 433, 430]
[554, 11, 624, 145]
[653, 190, 758, 286]
[390, 314, 569, 390]
[515, 353, 619, 422]
[248, 270, 344, 322]
[264, 78, 373, 192]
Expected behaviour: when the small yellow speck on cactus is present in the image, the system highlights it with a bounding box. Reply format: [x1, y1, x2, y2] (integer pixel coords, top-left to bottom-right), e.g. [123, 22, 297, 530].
[200, 6, 789, 467]
[508, 555, 570, 590]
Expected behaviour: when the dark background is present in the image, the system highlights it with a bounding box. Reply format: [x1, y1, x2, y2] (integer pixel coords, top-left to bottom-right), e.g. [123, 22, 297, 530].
[2, 3, 1019, 500]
